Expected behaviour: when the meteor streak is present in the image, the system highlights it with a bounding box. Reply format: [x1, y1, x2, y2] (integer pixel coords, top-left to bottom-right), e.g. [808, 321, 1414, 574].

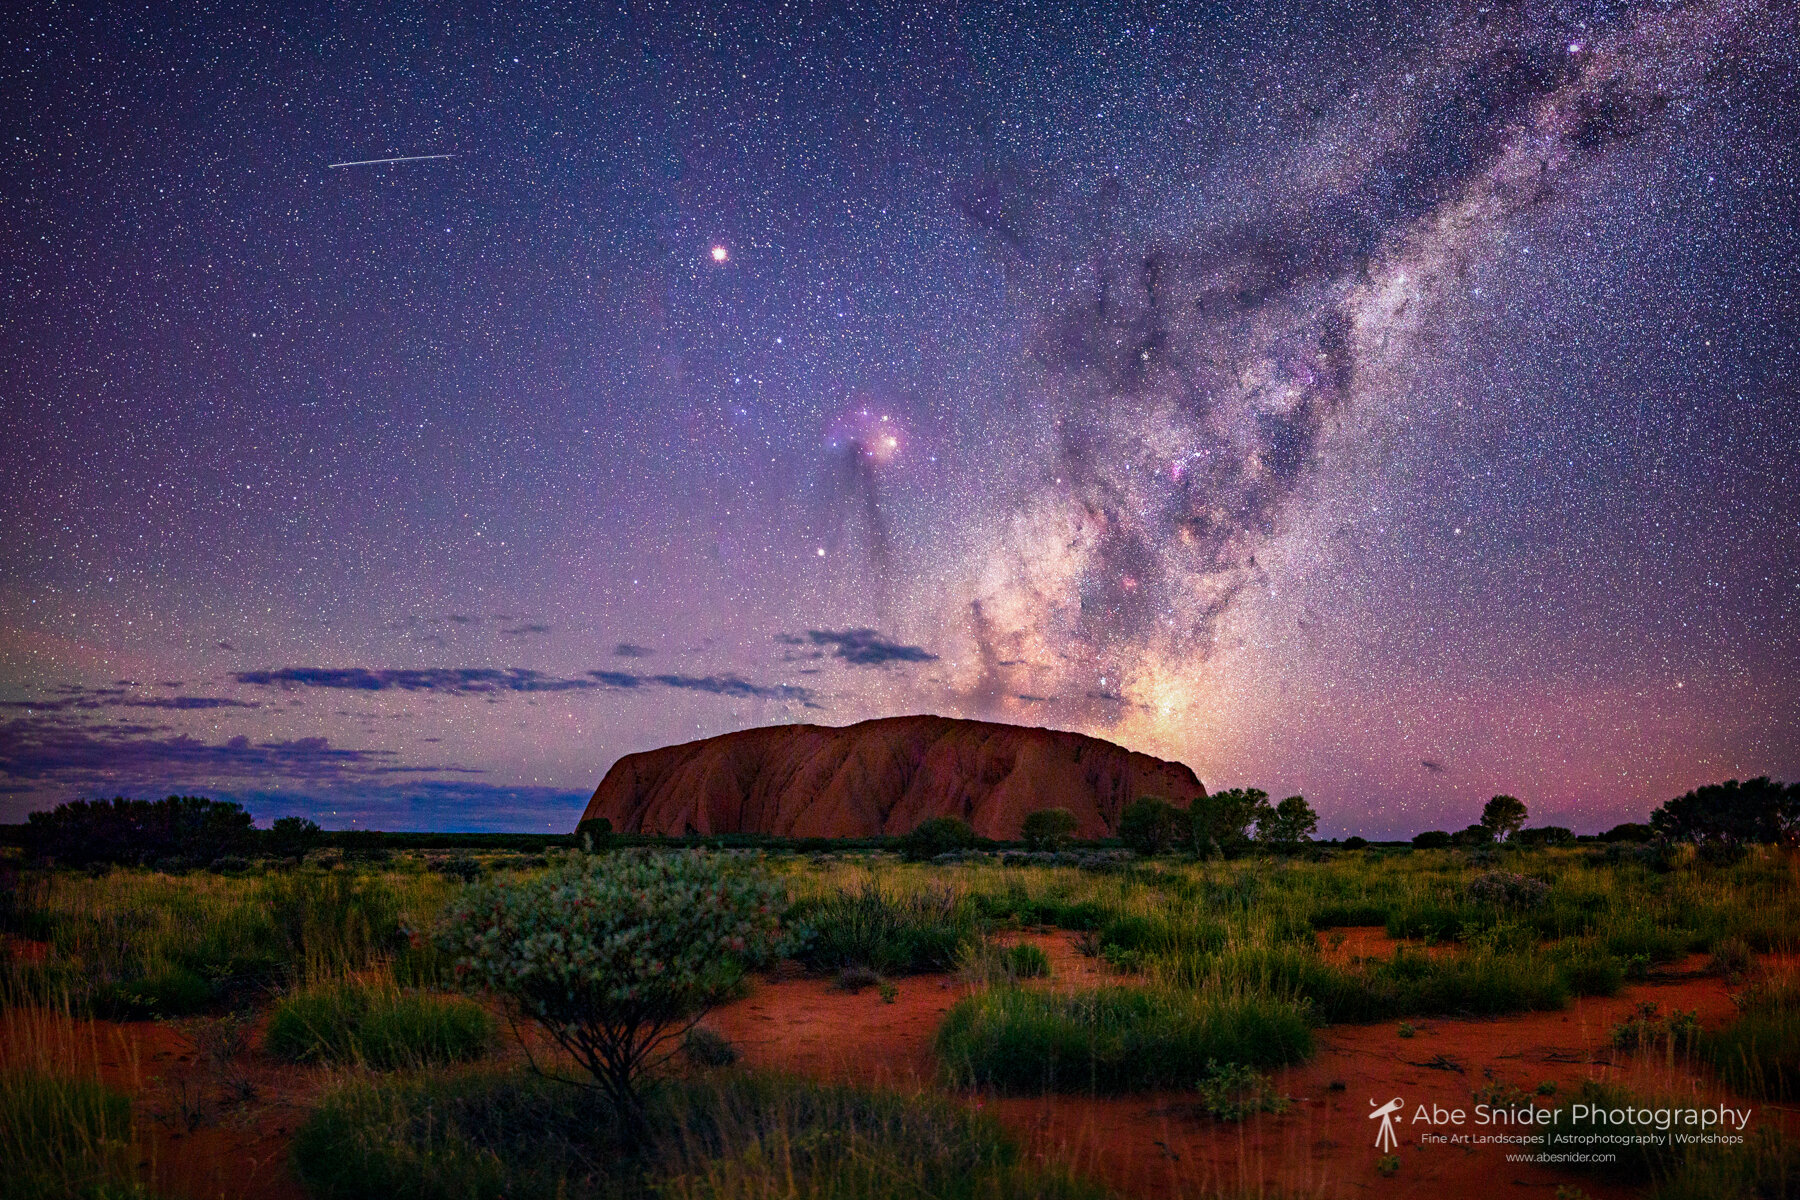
[327, 153, 456, 169]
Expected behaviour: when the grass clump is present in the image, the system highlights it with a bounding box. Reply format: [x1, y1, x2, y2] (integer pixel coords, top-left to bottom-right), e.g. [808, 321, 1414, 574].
[265, 982, 491, 1069]
[1703, 973, 1800, 1099]
[794, 880, 976, 975]
[1006, 943, 1051, 979]
[936, 985, 1312, 1093]
[0, 1067, 147, 1200]
[291, 1067, 1109, 1200]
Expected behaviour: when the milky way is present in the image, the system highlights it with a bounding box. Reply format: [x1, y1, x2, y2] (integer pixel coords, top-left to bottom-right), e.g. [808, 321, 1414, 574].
[1, 0, 1794, 833]
[947, 0, 1790, 733]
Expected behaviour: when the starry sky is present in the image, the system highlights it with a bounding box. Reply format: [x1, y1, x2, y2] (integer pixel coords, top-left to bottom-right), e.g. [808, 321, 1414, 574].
[2, 0, 1796, 835]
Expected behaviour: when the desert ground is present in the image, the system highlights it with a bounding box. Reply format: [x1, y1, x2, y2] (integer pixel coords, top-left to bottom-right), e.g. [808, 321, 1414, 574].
[4, 841, 1796, 1199]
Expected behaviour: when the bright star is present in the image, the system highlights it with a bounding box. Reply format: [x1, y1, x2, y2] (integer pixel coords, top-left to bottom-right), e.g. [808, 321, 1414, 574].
[711, 245, 729, 263]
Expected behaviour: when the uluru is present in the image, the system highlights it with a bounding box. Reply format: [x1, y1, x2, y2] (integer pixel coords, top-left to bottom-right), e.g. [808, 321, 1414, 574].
[580, 714, 1206, 840]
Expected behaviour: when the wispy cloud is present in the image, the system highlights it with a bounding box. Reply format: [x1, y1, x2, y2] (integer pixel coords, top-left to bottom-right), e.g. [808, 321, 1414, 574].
[235, 665, 816, 706]
[235, 668, 596, 694]
[0, 689, 259, 713]
[612, 643, 655, 658]
[779, 629, 937, 667]
[0, 716, 473, 786]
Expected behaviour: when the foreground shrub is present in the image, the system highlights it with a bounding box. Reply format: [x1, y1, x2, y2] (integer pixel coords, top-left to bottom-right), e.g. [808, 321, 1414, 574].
[265, 982, 491, 1068]
[439, 851, 790, 1124]
[1704, 973, 1800, 1100]
[795, 881, 974, 975]
[1196, 1060, 1291, 1121]
[292, 1067, 1108, 1200]
[936, 986, 1312, 1093]
[0, 1067, 142, 1200]
[1466, 871, 1550, 908]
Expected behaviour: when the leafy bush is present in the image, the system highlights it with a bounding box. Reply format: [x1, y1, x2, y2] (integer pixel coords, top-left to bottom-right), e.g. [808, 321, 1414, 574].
[794, 881, 974, 975]
[1196, 1060, 1291, 1121]
[265, 982, 492, 1068]
[1020, 808, 1079, 852]
[1466, 871, 1550, 908]
[439, 851, 790, 1122]
[26, 795, 254, 867]
[1610, 1002, 1699, 1055]
[1340, 836, 1368, 851]
[936, 985, 1313, 1093]
[1411, 830, 1452, 849]
[899, 817, 980, 862]
[292, 1068, 1107, 1200]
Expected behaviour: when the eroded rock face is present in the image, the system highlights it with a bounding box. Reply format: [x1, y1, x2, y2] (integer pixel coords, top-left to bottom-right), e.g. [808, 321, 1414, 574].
[580, 714, 1204, 839]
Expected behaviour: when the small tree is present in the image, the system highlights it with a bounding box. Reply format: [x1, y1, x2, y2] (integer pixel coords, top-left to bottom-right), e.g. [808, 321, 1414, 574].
[1480, 795, 1529, 843]
[899, 816, 980, 861]
[1257, 795, 1318, 854]
[1189, 788, 1271, 858]
[267, 815, 321, 862]
[1021, 807, 1079, 851]
[438, 851, 790, 1128]
[1118, 796, 1183, 856]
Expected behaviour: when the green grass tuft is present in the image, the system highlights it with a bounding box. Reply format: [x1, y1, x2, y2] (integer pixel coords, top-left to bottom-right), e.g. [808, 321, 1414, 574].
[936, 985, 1312, 1093]
[0, 1067, 147, 1200]
[793, 881, 977, 975]
[1702, 973, 1800, 1100]
[265, 982, 492, 1069]
[292, 1067, 1111, 1200]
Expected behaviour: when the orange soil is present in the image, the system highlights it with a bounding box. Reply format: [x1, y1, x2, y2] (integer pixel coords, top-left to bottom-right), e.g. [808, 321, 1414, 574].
[5, 931, 1792, 1200]
[709, 933, 1798, 1200]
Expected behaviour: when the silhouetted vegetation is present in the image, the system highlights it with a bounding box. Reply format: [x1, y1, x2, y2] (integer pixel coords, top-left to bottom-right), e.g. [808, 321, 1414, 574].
[1188, 788, 1269, 857]
[1480, 794, 1529, 842]
[1652, 777, 1798, 847]
[1020, 807, 1079, 851]
[1117, 796, 1185, 855]
[899, 816, 982, 861]
[26, 795, 254, 867]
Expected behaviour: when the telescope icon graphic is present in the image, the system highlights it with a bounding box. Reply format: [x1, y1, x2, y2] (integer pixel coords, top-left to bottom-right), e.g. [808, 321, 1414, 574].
[1369, 1097, 1404, 1152]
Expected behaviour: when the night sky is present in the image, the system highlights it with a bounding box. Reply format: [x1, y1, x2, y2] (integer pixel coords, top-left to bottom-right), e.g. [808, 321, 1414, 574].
[2, 0, 1796, 835]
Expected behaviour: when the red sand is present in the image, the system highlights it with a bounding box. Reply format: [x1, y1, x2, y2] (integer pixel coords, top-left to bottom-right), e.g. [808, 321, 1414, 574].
[7, 933, 1791, 1199]
[708, 934, 1796, 1200]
